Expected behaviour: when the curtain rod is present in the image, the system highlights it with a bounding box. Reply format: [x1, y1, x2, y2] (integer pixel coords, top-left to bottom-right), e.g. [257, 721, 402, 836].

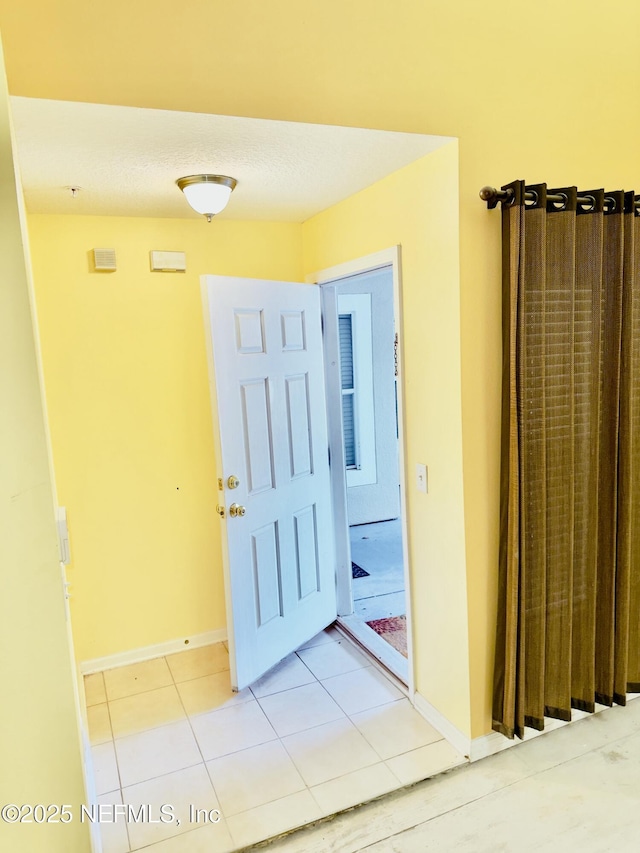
[480, 185, 640, 212]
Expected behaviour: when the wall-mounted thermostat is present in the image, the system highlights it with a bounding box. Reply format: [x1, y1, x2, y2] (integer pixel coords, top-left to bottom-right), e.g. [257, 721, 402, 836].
[150, 251, 186, 272]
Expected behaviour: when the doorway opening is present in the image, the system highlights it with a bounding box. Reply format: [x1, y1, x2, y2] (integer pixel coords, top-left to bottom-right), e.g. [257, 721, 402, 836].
[350, 519, 406, 653]
[314, 248, 411, 687]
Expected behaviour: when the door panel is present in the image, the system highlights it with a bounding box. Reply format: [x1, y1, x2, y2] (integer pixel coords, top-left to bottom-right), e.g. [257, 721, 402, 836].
[293, 504, 320, 598]
[202, 275, 336, 690]
[252, 521, 282, 625]
[240, 378, 275, 494]
[285, 374, 313, 478]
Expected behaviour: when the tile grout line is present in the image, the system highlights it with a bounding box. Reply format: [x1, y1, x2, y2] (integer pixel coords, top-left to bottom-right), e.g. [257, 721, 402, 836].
[85, 672, 129, 851]
[104, 681, 176, 704]
[204, 694, 304, 849]
[166, 653, 405, 753]
[100, 646, 229, 850]
[90, 635, 447, 849]
[316, 665, 406, 719]
[169, 665, 231, 688]
[92, 644, 270, 851]
[251, 639, 427, 798]
[106, 649, 232, 737]
[84, 670, 107, 708]
[175, 659, 227, 816]
[253, 695, 348, 742]
[161, 641, 323, 846]
[104, 690, 133, 853]
[249, 647, 388, 819]
[161, 648, 239, 845]
[274, 707, 379, 799]
[103, 647, 230, 701]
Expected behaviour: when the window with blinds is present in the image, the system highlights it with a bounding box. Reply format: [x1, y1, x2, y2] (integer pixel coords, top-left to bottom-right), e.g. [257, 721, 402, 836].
[339, 314, 357, 468]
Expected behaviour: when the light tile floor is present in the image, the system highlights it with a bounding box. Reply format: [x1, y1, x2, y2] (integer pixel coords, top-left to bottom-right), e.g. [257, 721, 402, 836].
[85, 628, 465, 852]
[261, 696, 640, 853]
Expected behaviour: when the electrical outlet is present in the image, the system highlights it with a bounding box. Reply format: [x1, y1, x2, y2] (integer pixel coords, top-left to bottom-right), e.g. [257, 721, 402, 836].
[416, 463, 428, 493]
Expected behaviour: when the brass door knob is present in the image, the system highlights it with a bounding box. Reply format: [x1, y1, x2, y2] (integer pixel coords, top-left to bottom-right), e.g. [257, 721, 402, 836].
[229, 503, 246, 518]
[215, 504, 226, 518]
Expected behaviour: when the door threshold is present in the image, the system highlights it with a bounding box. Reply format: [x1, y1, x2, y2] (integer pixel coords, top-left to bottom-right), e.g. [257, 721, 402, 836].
[335, 615, 409, 690]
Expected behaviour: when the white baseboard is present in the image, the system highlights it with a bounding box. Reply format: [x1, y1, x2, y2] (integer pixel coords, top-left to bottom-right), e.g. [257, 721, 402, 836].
[470, 712, 587, 761]
[470, 694, 640, 762]
[470, 729, 518, 762]
[413, 691, 471, 759]
[80, 628, 227, 674]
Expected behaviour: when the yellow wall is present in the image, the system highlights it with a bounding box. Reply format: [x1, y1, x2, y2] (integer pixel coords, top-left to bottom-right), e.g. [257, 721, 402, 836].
[0, 43, 90, 853]
[304, 142, 469, 733]
[29, 147, 470, 736]
[28, 214, 303, 661]
[3, 0, 640, 737]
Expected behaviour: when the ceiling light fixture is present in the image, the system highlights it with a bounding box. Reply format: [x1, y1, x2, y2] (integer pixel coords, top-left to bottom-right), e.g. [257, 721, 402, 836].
[176, 175, 237, 222]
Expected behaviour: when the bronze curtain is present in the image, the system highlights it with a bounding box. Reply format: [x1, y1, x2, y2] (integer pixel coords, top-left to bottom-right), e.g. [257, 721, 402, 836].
[493, 180, 640, 739]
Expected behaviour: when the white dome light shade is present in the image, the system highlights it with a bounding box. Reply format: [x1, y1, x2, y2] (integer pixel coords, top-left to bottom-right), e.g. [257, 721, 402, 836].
[176, 175, 237, 220]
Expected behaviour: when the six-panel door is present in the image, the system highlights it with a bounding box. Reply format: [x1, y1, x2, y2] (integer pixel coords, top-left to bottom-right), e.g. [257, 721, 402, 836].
[202, 275, 337, 690]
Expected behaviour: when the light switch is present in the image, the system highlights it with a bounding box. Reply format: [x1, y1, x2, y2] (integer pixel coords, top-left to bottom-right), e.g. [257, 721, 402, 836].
[416, 463, 428, 493]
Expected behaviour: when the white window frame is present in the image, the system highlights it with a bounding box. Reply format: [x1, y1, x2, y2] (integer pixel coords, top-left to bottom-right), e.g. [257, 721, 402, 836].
[337, 293, 376, 487]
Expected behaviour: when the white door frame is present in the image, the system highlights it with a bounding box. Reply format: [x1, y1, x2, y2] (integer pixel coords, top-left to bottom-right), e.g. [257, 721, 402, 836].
[307, 246, 414, 693]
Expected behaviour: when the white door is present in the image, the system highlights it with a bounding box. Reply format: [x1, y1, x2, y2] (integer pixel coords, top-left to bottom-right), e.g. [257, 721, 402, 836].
[202, 275, 337, 690]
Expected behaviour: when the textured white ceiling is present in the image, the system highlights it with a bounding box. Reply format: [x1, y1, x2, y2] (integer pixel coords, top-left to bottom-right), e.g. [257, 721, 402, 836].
[10, 97, 452, 222]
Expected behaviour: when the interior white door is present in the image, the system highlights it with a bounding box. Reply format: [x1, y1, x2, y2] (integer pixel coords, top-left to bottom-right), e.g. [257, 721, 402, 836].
[202, 275, 337, 690]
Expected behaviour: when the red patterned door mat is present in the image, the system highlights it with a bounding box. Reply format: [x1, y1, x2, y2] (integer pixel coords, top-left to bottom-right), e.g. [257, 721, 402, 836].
[366, 615, 407, 658]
